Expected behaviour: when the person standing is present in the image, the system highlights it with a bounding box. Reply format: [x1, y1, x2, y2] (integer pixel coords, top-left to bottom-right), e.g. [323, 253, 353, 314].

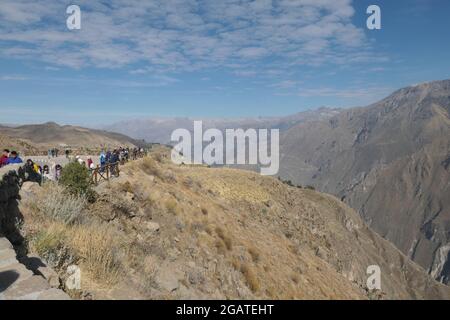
[6, 151, 23, 164]
[0, 149, 10, 167]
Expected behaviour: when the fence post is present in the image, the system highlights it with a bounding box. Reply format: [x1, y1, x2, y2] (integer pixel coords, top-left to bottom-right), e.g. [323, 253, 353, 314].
[106, 164, 110, 181]
[94, 165, 99, 185]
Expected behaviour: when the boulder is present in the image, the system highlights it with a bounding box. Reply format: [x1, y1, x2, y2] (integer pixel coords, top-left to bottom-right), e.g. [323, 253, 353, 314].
[20, 254, 61, 288]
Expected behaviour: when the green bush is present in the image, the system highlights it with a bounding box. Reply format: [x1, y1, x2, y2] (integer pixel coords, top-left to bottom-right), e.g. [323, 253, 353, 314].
[60, 161, 95, 200]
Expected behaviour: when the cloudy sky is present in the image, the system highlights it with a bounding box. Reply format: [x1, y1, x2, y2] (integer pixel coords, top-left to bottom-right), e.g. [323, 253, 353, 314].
[0, 0, 449, 125]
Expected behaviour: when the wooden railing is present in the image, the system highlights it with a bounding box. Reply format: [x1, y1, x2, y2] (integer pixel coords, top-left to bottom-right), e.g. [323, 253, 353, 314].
[90, 162, 120, 185]
[89, 151, 148, 185]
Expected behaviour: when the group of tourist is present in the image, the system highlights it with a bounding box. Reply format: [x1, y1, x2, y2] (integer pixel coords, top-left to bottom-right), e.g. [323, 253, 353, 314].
[1, 146, 148, 184]
[0, 149, 24, 167]
[21, 159, 63, 183]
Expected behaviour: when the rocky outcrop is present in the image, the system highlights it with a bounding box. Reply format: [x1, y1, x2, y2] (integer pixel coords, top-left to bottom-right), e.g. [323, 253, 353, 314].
[0, 237, 70, 300]
[0, 166, 70, 300]
[0, 165, 23, 245]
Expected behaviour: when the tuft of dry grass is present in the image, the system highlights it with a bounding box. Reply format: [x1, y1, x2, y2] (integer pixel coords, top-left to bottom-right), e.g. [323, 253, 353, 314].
[165, 199, 180, 215]
[215, 227, 233, 251]
[240, 263, 260, 293]
[69, 223, 122, 285]
[119, 181, 134, 193]
[215, 239, 227, 255]
[231, 256, 241, 270]
[248, 247, 260, 263]
[141, 157, 162, 178]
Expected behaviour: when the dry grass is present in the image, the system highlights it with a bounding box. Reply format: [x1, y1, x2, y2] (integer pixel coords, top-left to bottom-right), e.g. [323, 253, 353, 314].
[291, 274, 300, 284]
[240, 263, 260, 293]
[248, 247, 260, 263]
[141, 157, 162, 178]
[215, 239, 227, 255]
[28, 220, 123, 287]
[165, 199, 179, 215]
[119, 181, 134, 193]
[69, 223, 122, 285]
[215, 226, 233, 251]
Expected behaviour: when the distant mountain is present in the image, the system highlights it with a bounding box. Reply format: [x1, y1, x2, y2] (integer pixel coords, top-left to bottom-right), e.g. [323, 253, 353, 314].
[279, 80, 450, 284]
[103, 108, 340, 144]
[0, 122, 142, 152]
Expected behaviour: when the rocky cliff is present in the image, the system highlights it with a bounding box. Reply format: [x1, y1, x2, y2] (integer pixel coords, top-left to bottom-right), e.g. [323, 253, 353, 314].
[279, 80, 450, 284]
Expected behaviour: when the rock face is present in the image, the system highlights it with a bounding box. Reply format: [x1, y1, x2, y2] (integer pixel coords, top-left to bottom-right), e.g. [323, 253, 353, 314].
[0, 167, 70, 300]
[278, 80, 450, 284]
[0, 166, 23, 246]
[0, 237, 70, 300]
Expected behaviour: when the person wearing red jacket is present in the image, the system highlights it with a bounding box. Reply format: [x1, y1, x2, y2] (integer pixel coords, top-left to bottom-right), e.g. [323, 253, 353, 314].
[0, 149, 10, 167]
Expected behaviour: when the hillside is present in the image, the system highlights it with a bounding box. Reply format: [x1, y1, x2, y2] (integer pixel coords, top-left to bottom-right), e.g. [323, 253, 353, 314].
[0, 133, 41, 156]
[17, 148, 450, 299]
[279, 80, 450, 284]
[0, 122, 141, 152]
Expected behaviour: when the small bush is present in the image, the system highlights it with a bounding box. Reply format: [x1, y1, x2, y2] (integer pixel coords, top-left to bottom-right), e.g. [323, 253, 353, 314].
[305, 185, 316, 190]
[36, 183, 86, 224]
[29, 224, 74, 269]
[201, 207, 208, 215]
[60, 161, 95, 200]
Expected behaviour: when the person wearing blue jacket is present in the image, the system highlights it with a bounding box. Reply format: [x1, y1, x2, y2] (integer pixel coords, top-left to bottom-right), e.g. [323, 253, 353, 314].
[6, 151, 23, 165]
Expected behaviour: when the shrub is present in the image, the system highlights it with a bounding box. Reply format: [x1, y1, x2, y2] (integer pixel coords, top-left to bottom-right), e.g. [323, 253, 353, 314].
[60, 161, 94, 200]
[36, 183, 86, 224]
[29, 223, 75, 269]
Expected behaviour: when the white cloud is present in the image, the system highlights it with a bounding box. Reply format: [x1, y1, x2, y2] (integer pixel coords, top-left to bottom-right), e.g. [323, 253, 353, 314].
[297, 86, 392, 99]
[0, 0, 381, 75]
[0, 75, 28, 81]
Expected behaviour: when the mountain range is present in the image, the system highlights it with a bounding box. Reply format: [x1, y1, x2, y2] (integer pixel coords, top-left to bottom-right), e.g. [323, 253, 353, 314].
[104, 79, 450, 284]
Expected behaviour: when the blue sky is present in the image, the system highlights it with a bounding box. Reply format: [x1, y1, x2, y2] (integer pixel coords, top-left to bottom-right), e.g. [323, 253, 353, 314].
[0, 0, 449, 126]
